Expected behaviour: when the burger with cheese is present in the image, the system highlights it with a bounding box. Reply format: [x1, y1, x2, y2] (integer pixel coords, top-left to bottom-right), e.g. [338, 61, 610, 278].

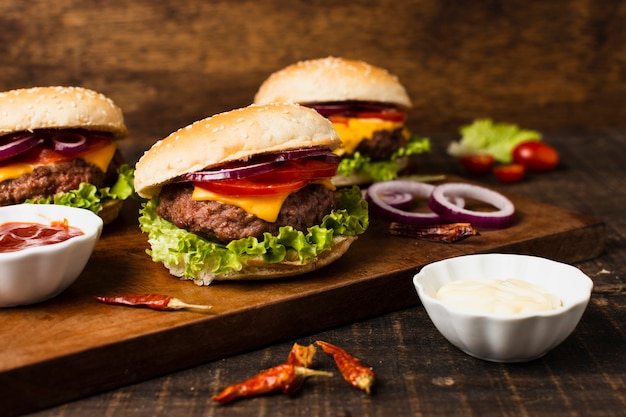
[253, 56, 430, 186]
[134, 103, 368, 285]
[0, 86, 134, 223]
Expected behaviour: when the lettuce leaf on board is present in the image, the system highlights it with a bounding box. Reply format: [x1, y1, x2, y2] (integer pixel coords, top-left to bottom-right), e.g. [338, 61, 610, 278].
[447, 119, 541, 163]
[336, 135, 430, 181]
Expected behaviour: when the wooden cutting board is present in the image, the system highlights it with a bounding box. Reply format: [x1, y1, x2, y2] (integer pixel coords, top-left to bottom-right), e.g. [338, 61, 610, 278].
[0, 184, 605, 416]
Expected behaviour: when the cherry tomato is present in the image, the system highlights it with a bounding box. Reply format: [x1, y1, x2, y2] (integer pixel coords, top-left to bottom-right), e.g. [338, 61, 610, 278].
[512, 141, 559, 172]
[460, 154, 495, 175]
[493, 164, 525, 183]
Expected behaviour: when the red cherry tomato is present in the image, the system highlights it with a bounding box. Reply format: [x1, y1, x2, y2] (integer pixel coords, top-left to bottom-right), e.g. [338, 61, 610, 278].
[512, 141, 559, 172]
[493, 164, 525, 183]
[460, 154, 496, 175]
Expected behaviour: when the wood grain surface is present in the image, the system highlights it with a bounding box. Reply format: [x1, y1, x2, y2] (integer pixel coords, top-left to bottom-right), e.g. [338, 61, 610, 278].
[0, 179, 605, 416]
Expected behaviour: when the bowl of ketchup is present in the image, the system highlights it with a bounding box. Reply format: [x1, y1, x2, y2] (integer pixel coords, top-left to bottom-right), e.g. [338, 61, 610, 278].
[0, 204, 103, 307]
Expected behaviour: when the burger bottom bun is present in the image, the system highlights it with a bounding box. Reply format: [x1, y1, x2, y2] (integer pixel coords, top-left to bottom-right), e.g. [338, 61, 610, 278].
[163, 235, 357, 286]
[98, 199, 124, 224]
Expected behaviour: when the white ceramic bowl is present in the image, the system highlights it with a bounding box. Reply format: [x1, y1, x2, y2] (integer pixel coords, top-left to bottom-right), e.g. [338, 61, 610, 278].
[413, 253, 593, 363]
[0, 204, 103, 307]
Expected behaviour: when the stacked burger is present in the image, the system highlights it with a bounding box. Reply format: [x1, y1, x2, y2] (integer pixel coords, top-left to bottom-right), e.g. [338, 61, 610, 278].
[254, 56, 430, 186]
[0, 86, 134, 223]
[134, 103, 369, 285]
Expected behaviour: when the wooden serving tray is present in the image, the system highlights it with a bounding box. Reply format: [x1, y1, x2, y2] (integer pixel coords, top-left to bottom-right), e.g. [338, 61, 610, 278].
[1, 184, 605, 416]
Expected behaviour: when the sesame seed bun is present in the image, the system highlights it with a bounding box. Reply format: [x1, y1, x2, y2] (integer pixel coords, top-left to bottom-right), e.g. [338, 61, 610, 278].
[134, 103, 341, 199]
[254, 56, 412, 108]
[0, 86, 127, 138]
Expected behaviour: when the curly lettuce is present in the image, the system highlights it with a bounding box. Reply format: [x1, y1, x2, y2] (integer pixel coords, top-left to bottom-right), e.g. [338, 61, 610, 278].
[138, 186, 369, 279]
[447, 119, 541, 163]
[26, 164, 136, 214]
[337, 135, 431, 181]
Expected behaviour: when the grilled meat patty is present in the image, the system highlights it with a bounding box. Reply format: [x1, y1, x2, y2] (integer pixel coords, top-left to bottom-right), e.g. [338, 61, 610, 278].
[0, 150, 124, 205]
[355, 127, 408, 161]
[156, 183, 336, 243]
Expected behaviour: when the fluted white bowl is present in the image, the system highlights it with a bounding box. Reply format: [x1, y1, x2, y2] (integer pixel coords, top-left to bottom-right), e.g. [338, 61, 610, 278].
[413, 253, 593, 363]
[0, 204, 103, 307]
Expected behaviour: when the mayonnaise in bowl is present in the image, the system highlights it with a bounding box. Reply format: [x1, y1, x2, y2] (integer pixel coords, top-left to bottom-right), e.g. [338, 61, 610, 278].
[436, 278, 562, 315]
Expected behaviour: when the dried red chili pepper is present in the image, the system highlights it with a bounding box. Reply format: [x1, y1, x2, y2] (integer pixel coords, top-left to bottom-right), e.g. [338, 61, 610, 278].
[389, 222, 479, 242]
[286, 343, 317, 368]
[315, 340, 374, 394]
[94, 294, 212, 313]
[212, 363, 332, 404]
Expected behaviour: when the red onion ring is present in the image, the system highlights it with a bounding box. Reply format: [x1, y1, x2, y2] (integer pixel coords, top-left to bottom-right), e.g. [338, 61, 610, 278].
[428, 182, 515, 229]
[367, 181, 465, 226]
[51, 132, 90, 153]
[309, 102, 398, 117]
[179, 149, 339, 182]
[181, 160, 281, 182]
[0, 134, 43, 162]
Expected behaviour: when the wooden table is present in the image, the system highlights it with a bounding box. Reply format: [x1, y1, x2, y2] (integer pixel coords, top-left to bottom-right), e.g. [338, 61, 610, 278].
[17, 128, 625, 417]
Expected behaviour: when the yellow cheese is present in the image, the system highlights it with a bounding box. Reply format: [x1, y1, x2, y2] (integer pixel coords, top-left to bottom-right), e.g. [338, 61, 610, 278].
[331, 118, 405, 156]
[192, 178, 336, 223]
[192, 187, 291, 223]
[82, 141, 117, 172]
[0, 141, 118, 183]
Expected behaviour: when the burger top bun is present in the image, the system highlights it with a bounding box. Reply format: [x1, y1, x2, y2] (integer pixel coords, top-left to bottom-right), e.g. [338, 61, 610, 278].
[0, 86, 127, 138]
[134, 103, 341, 199]
[254, 56, 412, 108]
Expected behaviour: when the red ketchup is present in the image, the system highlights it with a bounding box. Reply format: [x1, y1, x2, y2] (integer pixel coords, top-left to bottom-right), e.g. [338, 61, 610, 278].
[0, 220, 83, 253]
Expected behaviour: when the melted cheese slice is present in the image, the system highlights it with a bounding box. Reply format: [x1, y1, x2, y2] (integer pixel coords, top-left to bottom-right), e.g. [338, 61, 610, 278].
[0, 141, 118, 183]
[192, 178, 336, 223]
[192, 187, 291, 223]
[331, 118, 405, 156]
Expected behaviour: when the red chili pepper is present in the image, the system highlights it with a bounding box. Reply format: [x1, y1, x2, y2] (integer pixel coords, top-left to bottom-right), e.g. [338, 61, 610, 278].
[389, 222, 479, 243]
[315, 340, 375, 394]
[94, 294, 212, 313]
[212, 363, 332, 404]
[286, 343, 317, 368]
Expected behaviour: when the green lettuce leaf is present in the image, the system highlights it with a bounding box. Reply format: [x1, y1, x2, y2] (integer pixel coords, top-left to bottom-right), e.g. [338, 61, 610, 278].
[26, 164, 136, 214]
[447, 119, 541, 163]
[138, 186, 369, 279]
[336, 135, 430, 182]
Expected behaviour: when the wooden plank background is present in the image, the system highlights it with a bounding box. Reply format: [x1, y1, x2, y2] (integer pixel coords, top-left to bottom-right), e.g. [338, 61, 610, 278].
[1, 0, 626, 164]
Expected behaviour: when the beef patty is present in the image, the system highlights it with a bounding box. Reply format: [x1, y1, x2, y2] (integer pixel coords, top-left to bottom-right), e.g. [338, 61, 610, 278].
[0, 150, 124, 206]
[157, 183, 336, 243]
[355, 127, 409, 161]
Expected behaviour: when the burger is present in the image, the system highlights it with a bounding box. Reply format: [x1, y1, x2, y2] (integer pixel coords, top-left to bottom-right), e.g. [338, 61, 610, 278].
[0, 86, 134, 223]
[134, 103, 368, 285]
[253, 56, 430, 186]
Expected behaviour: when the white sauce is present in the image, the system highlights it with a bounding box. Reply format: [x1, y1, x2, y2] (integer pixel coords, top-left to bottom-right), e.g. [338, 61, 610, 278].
[436, 279, 562, 314]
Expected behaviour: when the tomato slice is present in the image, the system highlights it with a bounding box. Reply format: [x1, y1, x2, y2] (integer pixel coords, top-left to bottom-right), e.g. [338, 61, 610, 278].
[493, 164, 525, 183]
[251, 159, 338, 182]
[10, 136, 112, 165]
[195, 178, 308, 196]
[193, 158, 338, 196]
[329, 110, 406, 123]
[354, 109, 406, 122]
